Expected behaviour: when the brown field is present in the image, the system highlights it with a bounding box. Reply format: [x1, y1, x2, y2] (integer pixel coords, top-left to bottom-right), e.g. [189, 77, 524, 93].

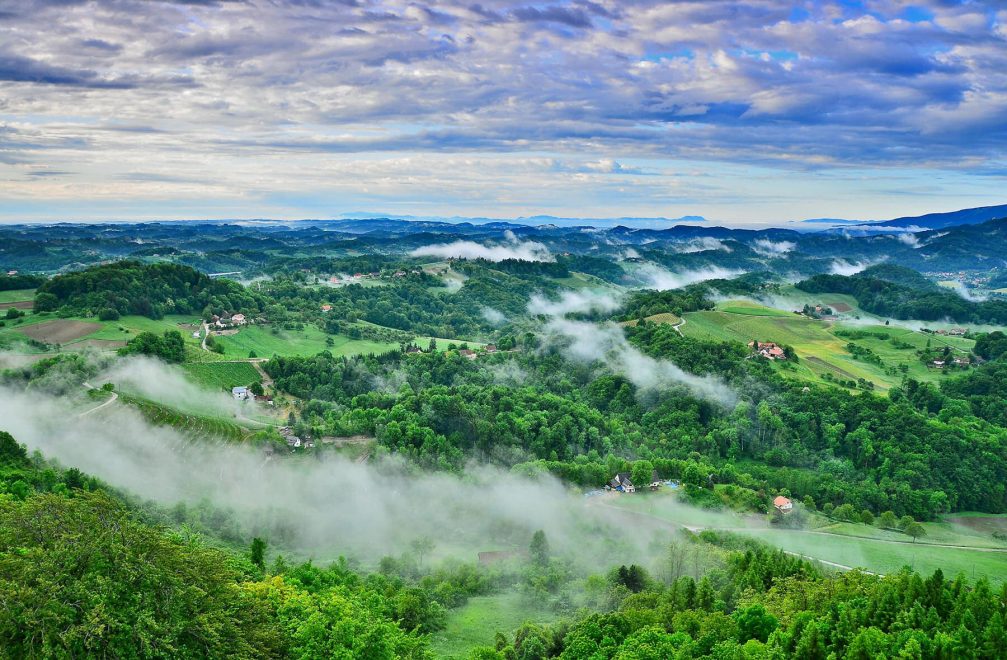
[0, 300, 34, 310]
[827, 302, 853, 313]
[18, 319, 102, 344]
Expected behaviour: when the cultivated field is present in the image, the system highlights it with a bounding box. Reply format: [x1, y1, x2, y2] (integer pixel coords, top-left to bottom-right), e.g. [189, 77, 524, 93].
[18, 319, 103, 344]
[182, 362, 262, 390]
[621, 312, 682, 327]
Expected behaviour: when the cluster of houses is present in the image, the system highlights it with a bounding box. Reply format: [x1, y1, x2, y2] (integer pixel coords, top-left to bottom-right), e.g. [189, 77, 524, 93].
[212, 312, 247, 329]
[929, 356, 971, 369]
[934, 327, 967, 337]
[606, 471, 668, 494]
[748, 341, 787, 360]
[278, 426, 314, 449]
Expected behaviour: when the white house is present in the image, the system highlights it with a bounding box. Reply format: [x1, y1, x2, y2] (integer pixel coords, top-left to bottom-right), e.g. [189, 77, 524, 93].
[232, 386, 249, 401]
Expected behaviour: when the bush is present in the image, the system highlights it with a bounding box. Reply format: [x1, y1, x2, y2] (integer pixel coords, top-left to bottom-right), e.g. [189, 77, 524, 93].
[98, 308, 120, 321]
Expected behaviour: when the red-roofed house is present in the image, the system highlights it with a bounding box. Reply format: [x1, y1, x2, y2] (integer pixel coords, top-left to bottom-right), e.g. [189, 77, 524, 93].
[773, 496, 793, 513]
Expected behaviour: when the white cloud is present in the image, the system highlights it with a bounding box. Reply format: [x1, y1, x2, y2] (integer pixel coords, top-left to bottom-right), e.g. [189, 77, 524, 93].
[672, 237, 732, 254]
[412, 233, 554, 262]
[752, 239, 796, 256]
[527, 290, 623, 317]
[637, 264, 746, 290]
[829, 259, 872, 276]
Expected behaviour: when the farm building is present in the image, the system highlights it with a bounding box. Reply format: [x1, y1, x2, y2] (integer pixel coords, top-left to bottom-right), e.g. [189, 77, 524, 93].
[749, 341, 787, 360]
[458, 349, 477, 360]
[773, 496, 793, 513]
[231, 386, 250, 401]
[609, 472, 636, 493]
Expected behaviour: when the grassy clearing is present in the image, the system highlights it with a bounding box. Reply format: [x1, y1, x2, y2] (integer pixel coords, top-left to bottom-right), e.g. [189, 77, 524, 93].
[182, 362, 262, 391]
[429, 591, 561, 659]
[605, 492, 1007, 584]
[212, 325, 396, 359]
[680, 299, 975, 391]
[737, 529, 1007, 584]
[0, 289, 35, 303]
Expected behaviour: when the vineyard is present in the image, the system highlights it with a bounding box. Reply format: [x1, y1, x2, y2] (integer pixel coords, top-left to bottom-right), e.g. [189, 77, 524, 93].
[182, 362, 261, 391]
[119, 394, 251, 443]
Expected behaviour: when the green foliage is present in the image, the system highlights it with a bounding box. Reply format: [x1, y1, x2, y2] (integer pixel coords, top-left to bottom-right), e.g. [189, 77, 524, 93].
[37, 260, 265, 319]
[0, 491, 283, 657]
[119, 329, 186, 363]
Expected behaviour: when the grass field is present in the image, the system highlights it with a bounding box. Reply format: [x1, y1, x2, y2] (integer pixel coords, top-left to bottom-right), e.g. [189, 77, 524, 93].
[621, 312, 682, 327]
[182, 362, 262, 390]
[605, 491, 1007, 585]
[430, 591, 561, 659]
[680, 299, 976, 391]
[0, 289, 34, 303]
[212, 324, 397, 359]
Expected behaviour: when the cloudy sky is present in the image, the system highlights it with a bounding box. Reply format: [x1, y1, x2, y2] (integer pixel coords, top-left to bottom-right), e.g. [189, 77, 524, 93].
[1, 0, 1005, 224]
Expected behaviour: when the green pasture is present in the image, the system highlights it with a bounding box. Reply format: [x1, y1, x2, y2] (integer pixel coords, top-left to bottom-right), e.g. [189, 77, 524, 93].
[182, 362, 262, 390]
[430, 591, 561, 659]
[0, 289, 35, 303]
[211, 324, 396, 359]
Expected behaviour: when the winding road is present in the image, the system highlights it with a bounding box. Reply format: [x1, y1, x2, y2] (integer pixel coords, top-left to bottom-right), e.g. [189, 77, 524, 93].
[79, 382, 118, 417]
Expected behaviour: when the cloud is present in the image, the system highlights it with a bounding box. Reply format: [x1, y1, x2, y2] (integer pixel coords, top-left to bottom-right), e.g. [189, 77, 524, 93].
[480, 306, 507, 324]
[2, 0, 1007, 221]
[412, 232, 553, 262]
[946, 281, 988, 302]
[752, 239, 795, 256]
[636, 264, 746, 290]
[672, 237, 732, 254]
[527, 289, 623, 317]
[541, 318, 736, 406]
[829, 259, 872, 276]
[895, 232, 921, 247]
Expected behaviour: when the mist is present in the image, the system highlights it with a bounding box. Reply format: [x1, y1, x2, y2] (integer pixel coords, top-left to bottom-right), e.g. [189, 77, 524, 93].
[411, 231, 553, 262]
[540, 317, 736, 407]
[637, 264, 746, 290]
[0, 383, 695, 570]
[829, 259, 872, 276]
[946, 281, 988, 302]
[895, 233, 921, 248]
[671, 237, 732, 254]
[527, 289, 624, 317]
[752, 239, 795, 257]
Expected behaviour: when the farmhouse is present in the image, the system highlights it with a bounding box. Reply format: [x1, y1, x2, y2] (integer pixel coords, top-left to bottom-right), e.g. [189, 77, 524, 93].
[484, 344, 498, 353]
[609, 472, 636, 493]
[458, 348, 477, 360]
[231, 313, 247, 325]
[748, 341, 787, 360]
[649, 470, 662, 491]
[232, 386, 250, 401]
[773, 496, 793, 513]
[321, 304, 332, 312]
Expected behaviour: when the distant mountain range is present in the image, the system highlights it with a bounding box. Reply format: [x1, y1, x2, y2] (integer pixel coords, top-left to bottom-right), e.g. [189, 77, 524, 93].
[801, 203, 1007, 231]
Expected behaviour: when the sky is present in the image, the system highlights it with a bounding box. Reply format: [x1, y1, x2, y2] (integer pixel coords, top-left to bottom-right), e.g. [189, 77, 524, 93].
[1, 0, 1005, 225]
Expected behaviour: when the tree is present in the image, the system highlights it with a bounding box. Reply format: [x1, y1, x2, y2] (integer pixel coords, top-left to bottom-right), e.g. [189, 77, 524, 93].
[860, 510, 875, 526]
[250, 537, 267, 570]
[529, 530, 550, 567]
[409, 536, 435, 569]
[905, 522, 926, 542]
[631, 460, 654, 490]
[250, 381, 264, 396]
[878, 511, 899, 529]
